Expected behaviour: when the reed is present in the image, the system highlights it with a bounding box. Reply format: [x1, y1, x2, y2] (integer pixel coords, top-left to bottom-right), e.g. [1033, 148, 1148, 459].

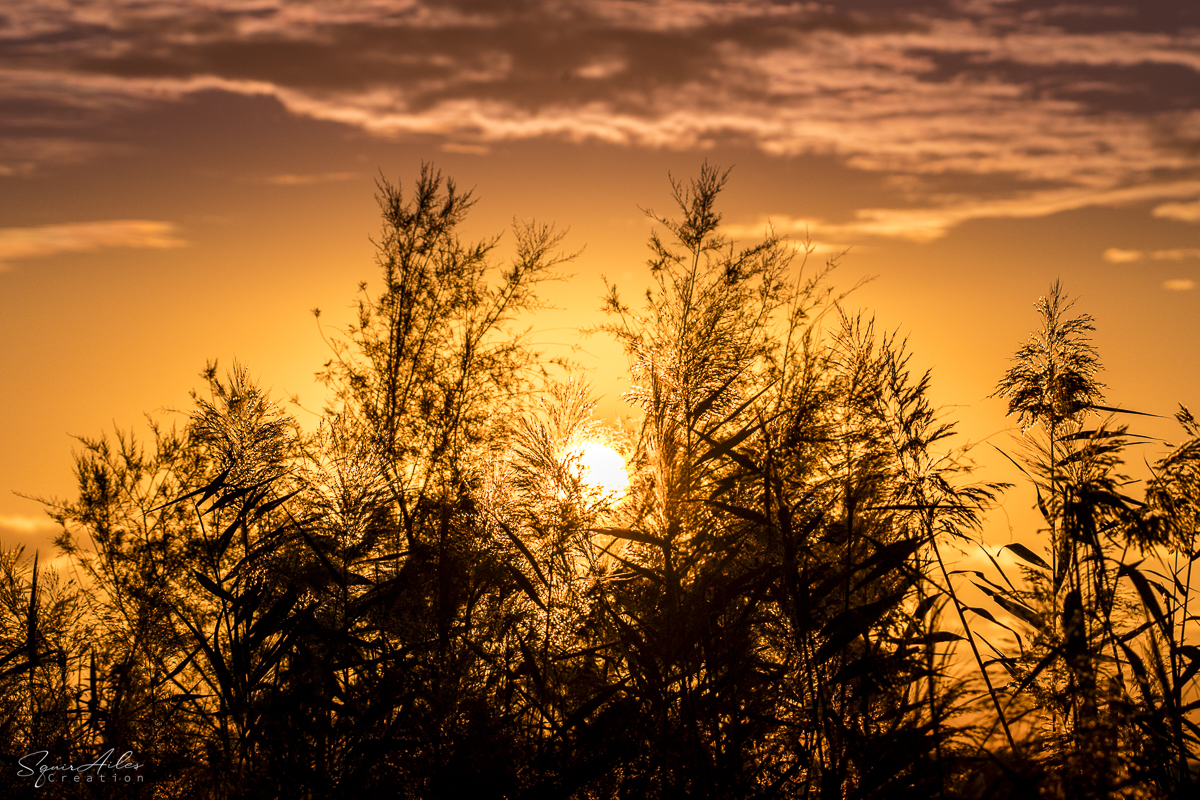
[5, 169, 1195, 799]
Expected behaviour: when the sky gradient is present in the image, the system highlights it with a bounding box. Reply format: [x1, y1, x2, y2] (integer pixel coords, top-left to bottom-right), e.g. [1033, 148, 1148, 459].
[2, 0, 1199, 555]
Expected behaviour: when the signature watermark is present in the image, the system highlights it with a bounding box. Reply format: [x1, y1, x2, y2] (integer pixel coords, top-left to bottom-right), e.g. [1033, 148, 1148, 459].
[16, 748, 144, 789]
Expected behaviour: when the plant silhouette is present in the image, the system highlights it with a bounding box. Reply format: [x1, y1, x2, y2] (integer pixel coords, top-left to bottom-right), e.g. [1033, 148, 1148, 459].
[2, 167, 1197, 799]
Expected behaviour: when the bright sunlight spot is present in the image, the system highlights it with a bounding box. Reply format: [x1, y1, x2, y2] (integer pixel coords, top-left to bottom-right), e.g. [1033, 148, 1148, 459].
[565, 441, 630, 501]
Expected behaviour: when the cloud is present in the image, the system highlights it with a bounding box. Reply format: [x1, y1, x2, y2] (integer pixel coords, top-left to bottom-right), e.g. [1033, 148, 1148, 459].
[259, 171, 359, 185]
[1154, 200, 1200, 222]
[1103, 247, 1200, 263]
[0, 515, 77, 573]
[439, 141, 490, 155]
[0, 136, 131, 177]
[1103, 248, 1142, 263]
[2, 1, 1200, 239]
[0, 514, 57, 535]
[1153, 249, 1200, 260]
[729, 180, 1200, 243]
[0, 220, 188, 271]
[1164, 279, 1196, 291]
[0, 514, 59, 552]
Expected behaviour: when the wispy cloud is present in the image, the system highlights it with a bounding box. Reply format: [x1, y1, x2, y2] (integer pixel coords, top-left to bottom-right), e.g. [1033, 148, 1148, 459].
[1103, 248, 1143, 263]
[0, 514, 57, 535]
[1164, 279, 1196, 291]
[2, 1, 1199, 240]
[1154, 201, 1200, 222]
[1103, 247, 1200, 263]
[0, 220, 188, 271]
[439, 142, 491, 155]
[0, 513, 59, 550]
[0, 515, 75, 571]
[731, 181, 1200, 243]
[259, 171, 360, 186]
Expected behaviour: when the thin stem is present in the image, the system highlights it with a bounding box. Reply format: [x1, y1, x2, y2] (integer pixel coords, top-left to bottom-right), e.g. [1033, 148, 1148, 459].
[932, 536, 1020, 755]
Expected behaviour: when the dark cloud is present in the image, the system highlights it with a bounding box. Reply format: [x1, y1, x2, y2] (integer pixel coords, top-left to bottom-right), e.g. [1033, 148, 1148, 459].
[0, 0, 1197, 239]
[1008, 1, 1200, 34]
[913, 50, 1200, 115]
[48, 7, 924, 101]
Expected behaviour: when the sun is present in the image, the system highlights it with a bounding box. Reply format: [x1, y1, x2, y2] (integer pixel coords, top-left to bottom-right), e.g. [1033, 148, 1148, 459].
[565, 440, 630, 501]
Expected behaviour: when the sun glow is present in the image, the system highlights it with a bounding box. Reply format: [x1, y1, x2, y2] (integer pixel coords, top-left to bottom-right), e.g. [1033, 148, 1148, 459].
[565, 441, 630, 502]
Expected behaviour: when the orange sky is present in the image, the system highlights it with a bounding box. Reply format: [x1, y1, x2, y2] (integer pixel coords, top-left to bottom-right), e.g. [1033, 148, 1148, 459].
[2, 0, 1199, 558]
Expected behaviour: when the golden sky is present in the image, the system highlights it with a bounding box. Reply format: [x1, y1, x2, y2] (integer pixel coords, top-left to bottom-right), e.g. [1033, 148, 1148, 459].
[2, 0, 1199, 553]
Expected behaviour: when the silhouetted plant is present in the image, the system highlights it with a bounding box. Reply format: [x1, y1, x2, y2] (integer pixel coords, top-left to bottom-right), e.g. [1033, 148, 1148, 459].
[20, 169, 1200, 800]
[970, 283, 1200, 799]
[584, 165, 997, 799]
[0, 547, 97, 799]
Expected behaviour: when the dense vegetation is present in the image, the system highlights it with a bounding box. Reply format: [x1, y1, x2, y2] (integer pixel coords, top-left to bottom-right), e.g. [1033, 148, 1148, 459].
[2, 165, 1198, 799]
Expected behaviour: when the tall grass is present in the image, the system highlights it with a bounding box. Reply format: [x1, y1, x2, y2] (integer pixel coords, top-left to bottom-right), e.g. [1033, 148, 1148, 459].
[966, 282, 1200, 798]
[2, 168, 1196, 799]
